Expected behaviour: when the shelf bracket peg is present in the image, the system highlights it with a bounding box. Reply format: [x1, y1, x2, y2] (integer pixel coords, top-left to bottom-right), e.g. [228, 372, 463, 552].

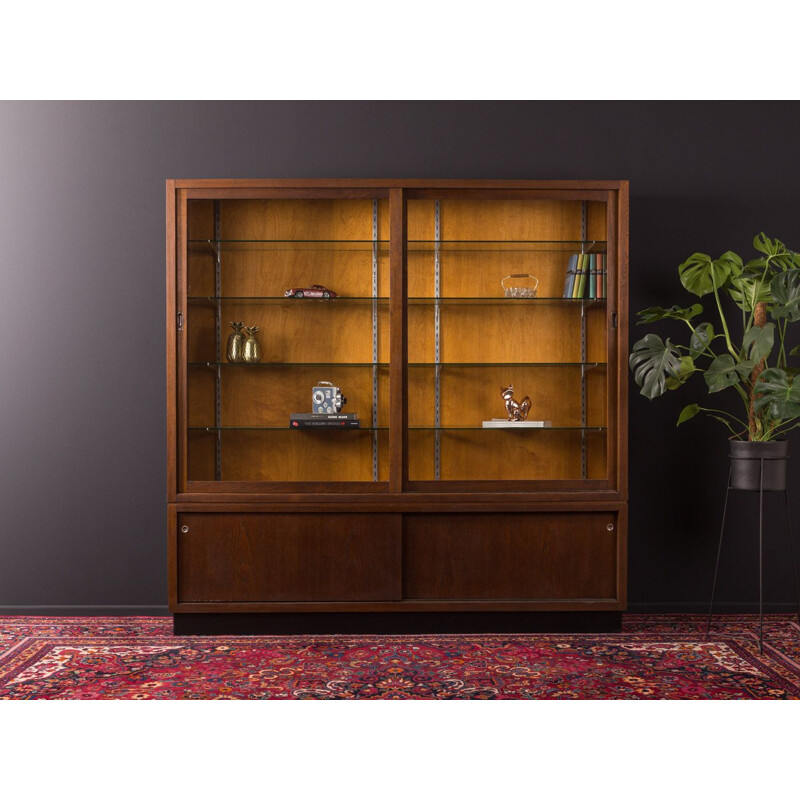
[580, 201, 587, 251]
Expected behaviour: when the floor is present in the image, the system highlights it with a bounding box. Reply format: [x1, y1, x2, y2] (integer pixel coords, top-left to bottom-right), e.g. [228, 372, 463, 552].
[1, 614, 798, 699]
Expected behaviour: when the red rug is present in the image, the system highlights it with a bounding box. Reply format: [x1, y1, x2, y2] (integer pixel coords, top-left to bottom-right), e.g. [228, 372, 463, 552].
[1, 615, 798, 699]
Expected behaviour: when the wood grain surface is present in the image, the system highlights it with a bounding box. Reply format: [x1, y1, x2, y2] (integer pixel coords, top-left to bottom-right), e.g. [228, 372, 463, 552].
[178, 513, 401, 602]
[403, 512, 618, 600]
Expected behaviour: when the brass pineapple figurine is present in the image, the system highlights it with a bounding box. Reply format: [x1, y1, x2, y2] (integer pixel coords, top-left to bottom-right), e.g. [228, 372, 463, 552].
[242, 325, 261, 363]
[226, 322, 245, 363]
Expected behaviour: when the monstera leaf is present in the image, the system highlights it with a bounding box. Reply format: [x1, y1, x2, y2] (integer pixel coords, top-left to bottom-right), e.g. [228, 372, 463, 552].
[665, 356, 696, 390]
[636, 304, 703, 325]
[750, 234, 800, 277]
[742, 322, 775, 364]
[689, 322, 714, 359]
[718, 250, 744, 275]
[728, 273, 772, 311]
[678, 253, 732, 297]
[754, 368, 800, 420]
[753, 233, 779, 256]
[770, 270, 800, 322]
[703, 355, 754, 393]
[678, 253, 731, 297]
[629, 334, 683, 399]
[752, 232, 798, 269]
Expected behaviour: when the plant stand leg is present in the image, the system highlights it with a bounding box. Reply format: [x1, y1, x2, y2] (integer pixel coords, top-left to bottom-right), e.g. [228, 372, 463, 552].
[758, 458, 764, 654]
[707, 468, 732, 638]
[783, 490, 800, 628]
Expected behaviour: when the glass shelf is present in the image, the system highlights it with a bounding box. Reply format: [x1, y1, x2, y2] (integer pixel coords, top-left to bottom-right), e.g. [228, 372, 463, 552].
[189, 239, 606, 254]
[188, 361, 604, 369]
[188, 296, 605, 306]
[189, 361, 388, 368]
[409, 361, 606, 368]
[189, 296, 387, 306]
[408, 297, 606, 306]
[408, 240, 606, 253]
[189, 240, 384, 253]
[410, 426, 607, 431]
[188, 425, 605, 432]
[189, 426, 387, 431]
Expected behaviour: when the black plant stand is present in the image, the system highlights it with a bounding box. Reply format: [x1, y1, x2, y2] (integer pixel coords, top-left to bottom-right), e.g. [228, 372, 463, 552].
[706, 462, 800, 652]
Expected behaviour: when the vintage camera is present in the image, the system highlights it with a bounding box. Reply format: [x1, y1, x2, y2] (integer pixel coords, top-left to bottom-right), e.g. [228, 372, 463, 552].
[312, 382, 346, 414]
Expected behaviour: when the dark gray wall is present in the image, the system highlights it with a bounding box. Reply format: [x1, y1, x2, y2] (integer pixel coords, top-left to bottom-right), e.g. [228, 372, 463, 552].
[1, 101, 799, 613]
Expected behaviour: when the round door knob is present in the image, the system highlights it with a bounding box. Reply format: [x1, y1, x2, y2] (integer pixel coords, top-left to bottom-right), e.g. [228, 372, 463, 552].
[181, 525, 189, 533]
[606, 523, 614, 531]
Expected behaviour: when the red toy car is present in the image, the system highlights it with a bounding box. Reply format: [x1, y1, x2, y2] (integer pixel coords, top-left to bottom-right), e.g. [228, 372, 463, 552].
[284, 285, 338, 299]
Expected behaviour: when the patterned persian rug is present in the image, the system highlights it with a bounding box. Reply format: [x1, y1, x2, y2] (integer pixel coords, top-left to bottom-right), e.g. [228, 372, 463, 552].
[1, 615, 799, 699]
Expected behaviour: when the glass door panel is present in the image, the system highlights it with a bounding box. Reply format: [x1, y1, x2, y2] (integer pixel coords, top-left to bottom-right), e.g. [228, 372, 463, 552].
[406, 196, 610, 483]
[185, 198, 390, 484]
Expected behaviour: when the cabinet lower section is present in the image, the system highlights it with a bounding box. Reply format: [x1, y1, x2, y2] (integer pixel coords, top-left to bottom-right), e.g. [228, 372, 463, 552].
[170, 507, 626, 622]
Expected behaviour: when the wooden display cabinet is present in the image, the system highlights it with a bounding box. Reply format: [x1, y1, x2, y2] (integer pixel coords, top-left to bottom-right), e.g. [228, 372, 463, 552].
[167, 179, 629, 633]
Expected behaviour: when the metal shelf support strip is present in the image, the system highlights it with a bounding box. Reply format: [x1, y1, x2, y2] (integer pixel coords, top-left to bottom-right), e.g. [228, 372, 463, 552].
[372, 200, 379, 482]
[580, 201, 587, 479]
[214, 200, 222, 482]
[434, 200, 441, 480]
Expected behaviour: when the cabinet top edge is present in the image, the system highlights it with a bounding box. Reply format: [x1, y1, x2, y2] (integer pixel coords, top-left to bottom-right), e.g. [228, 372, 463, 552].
[169, 179, 629, 191]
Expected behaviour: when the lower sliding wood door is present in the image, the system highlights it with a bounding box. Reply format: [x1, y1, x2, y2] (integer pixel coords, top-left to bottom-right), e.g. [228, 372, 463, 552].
[177, 513, 402, 603]
[403, 512, 620, 600]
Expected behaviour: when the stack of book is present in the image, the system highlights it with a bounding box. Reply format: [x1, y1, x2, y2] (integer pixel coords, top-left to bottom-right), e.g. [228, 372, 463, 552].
[290, 413, 360, 429]
[562, 253, 607, 299]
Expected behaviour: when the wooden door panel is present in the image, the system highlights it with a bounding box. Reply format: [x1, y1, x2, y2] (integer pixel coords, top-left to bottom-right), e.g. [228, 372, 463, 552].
[403, 513, 618, 600]
[178, 513, 401, 602]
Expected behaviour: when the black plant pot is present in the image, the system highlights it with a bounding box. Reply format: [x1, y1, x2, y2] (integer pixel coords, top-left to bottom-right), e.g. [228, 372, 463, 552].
[729, 439, 789, 491]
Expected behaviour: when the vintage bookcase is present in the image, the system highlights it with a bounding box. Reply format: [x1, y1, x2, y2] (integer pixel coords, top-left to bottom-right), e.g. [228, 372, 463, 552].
[166, 179, 629, 633]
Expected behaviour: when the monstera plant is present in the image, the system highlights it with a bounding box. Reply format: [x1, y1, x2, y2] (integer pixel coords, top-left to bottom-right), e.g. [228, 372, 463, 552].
[630, 234, 800, 489]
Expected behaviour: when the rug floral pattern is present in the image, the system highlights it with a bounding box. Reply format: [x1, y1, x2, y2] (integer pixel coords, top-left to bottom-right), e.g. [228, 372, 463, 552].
[0, 615, 798, 699]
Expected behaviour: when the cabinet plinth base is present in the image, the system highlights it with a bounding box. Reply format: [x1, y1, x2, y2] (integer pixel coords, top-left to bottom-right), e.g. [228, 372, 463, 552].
[172, 611, 622, 636]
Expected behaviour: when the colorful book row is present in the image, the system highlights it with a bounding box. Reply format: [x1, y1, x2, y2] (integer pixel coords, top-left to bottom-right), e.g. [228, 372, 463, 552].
[563, 253, 607, 299]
